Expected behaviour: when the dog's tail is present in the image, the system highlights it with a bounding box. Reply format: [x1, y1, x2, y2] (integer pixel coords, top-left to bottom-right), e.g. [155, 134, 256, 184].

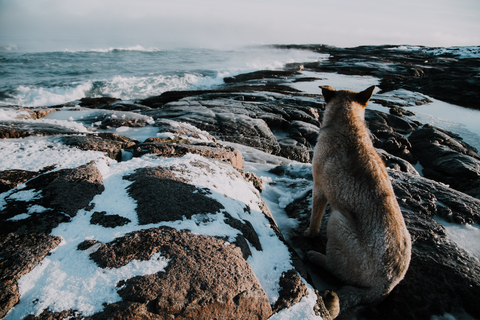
[322, 285, 386, 319]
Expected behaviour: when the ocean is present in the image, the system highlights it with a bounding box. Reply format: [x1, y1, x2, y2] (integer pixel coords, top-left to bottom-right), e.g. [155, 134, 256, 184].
[0, 45, 326, 107]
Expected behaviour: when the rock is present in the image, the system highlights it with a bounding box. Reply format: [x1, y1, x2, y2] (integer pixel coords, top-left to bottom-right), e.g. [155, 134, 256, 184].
[87, 302, 160, 320]
[272, 269, 308, 313]
[0, 121, 79, 139]
[139, 91, 324, 161]
[376, 149, 419, 175]
[277, 138, 312, 163]
[244, 172, 263, 191]
[90, 211, 131, 228]
[0, 170, 38, 193]
[274, 44, 480, 110]
[132, 141, 244, 171]
[288, 120, 320, 146]
[61, 133, 138, 160]
[1, 162, 104, 235]
[79, 97, 121, 108]
[123, 166, 225, 225]
[0, 233, 62, 318]
[155, 118, 216, 142]
[90, 227, 273, 320]
[409, 124, 480, 199]
[223, 70, 301, 83]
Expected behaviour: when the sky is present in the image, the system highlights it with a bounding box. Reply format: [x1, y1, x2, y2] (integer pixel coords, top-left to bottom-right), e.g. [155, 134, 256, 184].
[0, 0, 479, 51]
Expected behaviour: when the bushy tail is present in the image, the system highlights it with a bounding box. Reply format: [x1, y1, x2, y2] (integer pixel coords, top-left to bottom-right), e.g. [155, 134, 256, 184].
[322, 285, 385, 319]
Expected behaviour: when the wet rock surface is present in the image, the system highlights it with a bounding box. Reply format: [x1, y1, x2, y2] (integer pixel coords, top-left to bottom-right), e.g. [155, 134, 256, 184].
[275, 44, 480, 110]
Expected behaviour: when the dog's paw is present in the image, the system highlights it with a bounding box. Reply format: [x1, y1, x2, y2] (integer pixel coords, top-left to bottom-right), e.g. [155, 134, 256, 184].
[323, 290, 340, 319]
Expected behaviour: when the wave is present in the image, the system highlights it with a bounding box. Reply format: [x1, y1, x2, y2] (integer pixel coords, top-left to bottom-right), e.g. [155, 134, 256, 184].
[1, 72, 227, 107]
[63, 45, 162, 53]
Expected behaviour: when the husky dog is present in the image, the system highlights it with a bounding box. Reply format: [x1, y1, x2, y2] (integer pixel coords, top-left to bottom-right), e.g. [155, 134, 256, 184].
[304, 86, 411, 319]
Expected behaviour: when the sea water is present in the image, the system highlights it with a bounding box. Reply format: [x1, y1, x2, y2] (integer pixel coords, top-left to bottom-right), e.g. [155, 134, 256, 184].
[0, 45, 326, 107]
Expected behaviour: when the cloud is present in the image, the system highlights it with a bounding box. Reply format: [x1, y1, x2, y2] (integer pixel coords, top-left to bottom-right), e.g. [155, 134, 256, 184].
[1, 0, 479, 50]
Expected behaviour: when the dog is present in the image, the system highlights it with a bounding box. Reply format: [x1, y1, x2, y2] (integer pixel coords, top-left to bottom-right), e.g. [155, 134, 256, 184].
[304, 85, 411, 319]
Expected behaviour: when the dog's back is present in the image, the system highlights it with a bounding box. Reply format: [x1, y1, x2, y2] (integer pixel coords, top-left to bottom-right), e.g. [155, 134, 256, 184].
[306, 86, 411, 319]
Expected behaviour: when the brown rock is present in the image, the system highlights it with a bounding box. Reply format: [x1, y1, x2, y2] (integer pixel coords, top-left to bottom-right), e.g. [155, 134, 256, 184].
[0, 169, 38, 193]
[0, 233, 62, 318]
[91, 227, 272, 320]
[272, 269, 308, 313]
[133, 141, 244, 171]
[61, 134, 137, 160]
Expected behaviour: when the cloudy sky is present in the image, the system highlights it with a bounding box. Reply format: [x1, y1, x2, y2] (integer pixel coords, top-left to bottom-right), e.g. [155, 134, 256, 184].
[0, 0, 479, 50]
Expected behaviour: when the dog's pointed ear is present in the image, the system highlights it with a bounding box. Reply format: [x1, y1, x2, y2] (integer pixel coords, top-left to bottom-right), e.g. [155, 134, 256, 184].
[321, 86, 336, 104]
[356, 86, 375, 106]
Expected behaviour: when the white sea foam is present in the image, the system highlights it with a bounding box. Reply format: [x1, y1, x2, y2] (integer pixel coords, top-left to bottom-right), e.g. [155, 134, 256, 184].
[64, 45, 162, 53]
[4, 83, 93, 108]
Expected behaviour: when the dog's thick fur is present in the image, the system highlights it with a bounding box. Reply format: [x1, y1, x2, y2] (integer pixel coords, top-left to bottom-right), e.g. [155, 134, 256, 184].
[305, 86, 411, 319]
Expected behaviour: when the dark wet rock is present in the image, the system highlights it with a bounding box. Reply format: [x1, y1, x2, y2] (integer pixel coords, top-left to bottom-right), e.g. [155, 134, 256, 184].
[288, 120, 320, 146]
[272, 269, 308, 313]
[284, 169, 480, 319]
[78, 97, 121, 108]
[409, 124, 480, 199]
[138, 86, 301, 108]
[376, 149, 419, 175]
[1, 162, 104, 235]
[123, 166, 224, 225]
[277, 138, 312, 163]
[99, 102, 152, 112]
[0, 233, 62, 318]
[61, 133, 138, 160]
[0, 121, 79, 139]
[90, 211, 131, 228]
[364, 109, 420, 163]
[223, 70, 301, 83]
[365, 109, 420, 135]
[139, 91, 322, 162]
[133, 141, 244, 171]
[274, 44, 480, 110]
[90, 227, 272, 319]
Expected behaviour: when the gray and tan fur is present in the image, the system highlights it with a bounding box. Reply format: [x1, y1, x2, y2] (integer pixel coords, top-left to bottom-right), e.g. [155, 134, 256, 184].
[305, 86, 411, 319]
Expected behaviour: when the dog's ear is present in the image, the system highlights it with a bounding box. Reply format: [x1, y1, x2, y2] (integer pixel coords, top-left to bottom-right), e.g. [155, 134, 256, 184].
[321, 86, 336, 104]
[356, 86, 375, 106]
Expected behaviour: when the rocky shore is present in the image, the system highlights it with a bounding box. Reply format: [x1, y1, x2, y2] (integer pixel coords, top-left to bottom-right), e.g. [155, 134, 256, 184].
[1, 45, 480, 320]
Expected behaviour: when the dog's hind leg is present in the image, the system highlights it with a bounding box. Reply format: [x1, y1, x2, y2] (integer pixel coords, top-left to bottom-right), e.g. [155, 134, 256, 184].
[304, 185, 327, 237]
